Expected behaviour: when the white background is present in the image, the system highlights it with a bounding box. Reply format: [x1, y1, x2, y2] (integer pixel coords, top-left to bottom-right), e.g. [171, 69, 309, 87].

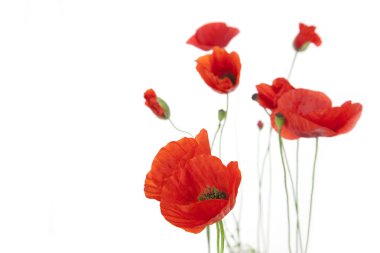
[0, 0, 379, 252]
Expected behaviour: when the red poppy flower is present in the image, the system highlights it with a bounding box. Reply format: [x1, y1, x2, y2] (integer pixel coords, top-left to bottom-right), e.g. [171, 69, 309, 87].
[196, 47, 241, 94]
[144, 129, 211, 201]
[144, 89, 170, 119]
[256, 78, 295, 110]
[293, 23, 322, 51]
[160, 155, 241, 233]
[144, 129, 241, 233]
[271, 89, 362, 139]
[187, 22, 239, 51]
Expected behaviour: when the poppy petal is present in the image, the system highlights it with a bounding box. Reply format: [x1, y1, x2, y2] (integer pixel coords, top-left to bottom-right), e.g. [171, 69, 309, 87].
[271, 111, 336, 139]
[194, 129, 211, 156]
[187, 22, 239, 51]
[277, 89, 332, 115]
[144, 138, 197, 201]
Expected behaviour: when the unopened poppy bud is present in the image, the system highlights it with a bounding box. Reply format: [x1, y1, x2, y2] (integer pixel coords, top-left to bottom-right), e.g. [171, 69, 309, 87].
[144, 89, 170, 119]
[252, 93, 258, 102]
[275, 113, 285, 129]
[218, 109, 227, 122]
[257, 120, 264, 130]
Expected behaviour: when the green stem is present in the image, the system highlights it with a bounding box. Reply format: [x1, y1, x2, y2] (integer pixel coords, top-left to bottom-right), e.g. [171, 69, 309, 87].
[287, 51, 298, 80]
[305, 138, 319, 253]
[265, 127, 273, 253]
[218, 221, 225, 253]
[217, 221, 221, 253]
[283, 143, 304, 253]
[168, 118, 193, 137]
[219, 94, 229, 158]
[207, 226, 211, 253]
[278, 128, 293, 253]
[211, 122, 222, 151]
[257, 130, 262, 253]
[295, 140, 300, 253]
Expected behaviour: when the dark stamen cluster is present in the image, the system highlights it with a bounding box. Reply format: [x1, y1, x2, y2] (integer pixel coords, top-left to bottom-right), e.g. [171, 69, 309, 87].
[221, 73, 236, 85]
[198, 186, 227, 201]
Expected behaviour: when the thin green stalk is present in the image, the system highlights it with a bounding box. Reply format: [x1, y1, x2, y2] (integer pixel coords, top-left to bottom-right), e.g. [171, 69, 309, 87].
[168, 118, 193, 137]
[211, 122, 222, 151]
[283, 143, 304, 253]
[257, 130, 262, 253]
[278, 128, 293, 253]
[304, 138, 319, 253]
[217, 222, 221, 253]
[265, 127, 273, 253]
[287, 51, 298, 80]
[219, 221, 225, 253]
[207, 226, 211, 253]
[295, 140, 300, 253]
[219, 94, 229, 158]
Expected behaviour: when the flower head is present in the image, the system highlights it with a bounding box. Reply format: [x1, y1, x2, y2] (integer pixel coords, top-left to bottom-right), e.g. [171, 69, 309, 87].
[293, 23, 322, 51]
[256, 78, 294, 110]
[144, 129, 241, 233]
[196, 47, 241, 94]
[271, 89, 362, 139]
[187, 22, 239, 51]
[144, 89, 170, 119]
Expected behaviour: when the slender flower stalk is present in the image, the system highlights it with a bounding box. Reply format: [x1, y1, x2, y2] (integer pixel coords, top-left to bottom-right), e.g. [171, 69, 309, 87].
[219, 94, 230, 157]
[278, 126, 293, 253]
[282, 145, 304, 253]
[257, 129, 262, 253]
[220, 221, 225, 253]
[305, 138, 319, 253]
[217, 221, 221, 253]
[265, 128, 273, 253]
[168, 118, 193, 137]
[288, 52, 298, 80]
[211, 122, 222, 150]
[295, 140, 300, 253]
[207, 226, 211, 253]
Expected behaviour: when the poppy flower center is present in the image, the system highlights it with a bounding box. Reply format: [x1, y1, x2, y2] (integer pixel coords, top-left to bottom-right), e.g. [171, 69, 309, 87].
[198, 186, 227, 201]
[221, 73, 236, 85]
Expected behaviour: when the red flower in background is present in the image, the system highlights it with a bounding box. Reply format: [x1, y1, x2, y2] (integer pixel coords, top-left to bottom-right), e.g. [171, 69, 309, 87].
[144, 129, 241, 233]
[293, 23, 322, 51]
[256, 78, 294, 110]
[196, 47, 241, 94]
[187, 22, 239, 51]
[271, 89, 362, 139]
[144, 89, 170, 119]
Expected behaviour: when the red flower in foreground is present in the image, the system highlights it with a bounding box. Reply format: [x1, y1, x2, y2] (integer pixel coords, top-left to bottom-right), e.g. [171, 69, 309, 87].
[144, 129, 241, 233]
[293, 23, 322, 51]
[144, 89, 170, 119]
[196, 47, 241, 94]
[271, 89, 362, 139]
[256, 78, 295, 110]
[187, 22, 239, 51]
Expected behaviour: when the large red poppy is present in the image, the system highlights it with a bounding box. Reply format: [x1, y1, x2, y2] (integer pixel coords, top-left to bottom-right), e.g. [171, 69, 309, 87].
[256, 78, 294, 110]
[144, 129, 211, 201]
[187, 22, 239, 51]
[293, 23, 322, 51]
[144, 89, 170, 119]
[144, 129, 241, 233]
[196, 47, 241, 94]
[271, 89, 362, 139]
